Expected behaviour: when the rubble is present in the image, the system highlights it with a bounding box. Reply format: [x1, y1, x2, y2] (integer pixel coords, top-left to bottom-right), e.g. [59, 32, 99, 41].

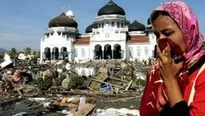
[0, 53, 151, 115]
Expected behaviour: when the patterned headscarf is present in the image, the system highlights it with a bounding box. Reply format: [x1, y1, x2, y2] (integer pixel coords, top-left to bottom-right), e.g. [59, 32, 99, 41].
[151, 1, 205, 66]
[140, 1, 205, 116]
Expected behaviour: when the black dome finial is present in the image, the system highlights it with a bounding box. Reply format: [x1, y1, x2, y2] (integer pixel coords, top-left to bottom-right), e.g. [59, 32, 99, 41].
[97, 0, 125, 16]
[128, 20, 146, 31]
[108, 0, 115, 5]
[48, 12, 78, 28]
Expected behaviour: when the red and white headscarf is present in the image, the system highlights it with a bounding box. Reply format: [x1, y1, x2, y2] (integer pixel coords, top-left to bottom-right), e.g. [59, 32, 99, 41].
[152, 1, 205, 66]
[140, 1, 205, 116]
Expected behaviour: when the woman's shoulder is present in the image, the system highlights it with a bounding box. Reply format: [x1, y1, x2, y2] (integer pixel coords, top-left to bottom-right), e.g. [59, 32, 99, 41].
[195, 64, 205, 78]
[188, 55, 205, 75]
[190, 63, 205, 90]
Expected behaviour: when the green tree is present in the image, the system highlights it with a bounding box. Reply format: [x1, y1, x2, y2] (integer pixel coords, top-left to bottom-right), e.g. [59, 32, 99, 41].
[8, 47, 18, 58]
[33, 50, 37, 56]
[32, 50, 40, 58]
[24, 47, 32, 55]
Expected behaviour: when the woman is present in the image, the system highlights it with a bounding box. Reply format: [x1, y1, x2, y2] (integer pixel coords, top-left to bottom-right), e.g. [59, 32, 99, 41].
[140, 1, 205, 116]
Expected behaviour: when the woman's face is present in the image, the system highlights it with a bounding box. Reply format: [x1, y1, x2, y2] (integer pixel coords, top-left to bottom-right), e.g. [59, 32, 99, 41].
[152, 14, 185, 52]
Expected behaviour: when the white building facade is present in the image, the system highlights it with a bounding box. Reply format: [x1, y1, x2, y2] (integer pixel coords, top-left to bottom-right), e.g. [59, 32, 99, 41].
[40, 0, 156, 63]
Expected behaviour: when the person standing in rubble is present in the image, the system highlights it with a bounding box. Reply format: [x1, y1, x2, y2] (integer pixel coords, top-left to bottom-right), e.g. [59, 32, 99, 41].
[140, 1, 205, 116]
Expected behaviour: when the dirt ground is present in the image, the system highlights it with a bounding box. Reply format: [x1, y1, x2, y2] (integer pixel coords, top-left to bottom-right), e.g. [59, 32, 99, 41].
[96, 96, 141, 109]
[0, 95, 141, 116]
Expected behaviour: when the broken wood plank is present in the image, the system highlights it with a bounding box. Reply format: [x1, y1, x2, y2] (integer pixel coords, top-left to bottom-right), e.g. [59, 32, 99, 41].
[109, 76, 129, 83]
[98, 96, 140, 103]
[125, 80, 133, 91]
[89, 67, 108, 90]
[73, 103, 96, 116]
[27, 104, 43, 110]
[0, 97, 24, 105]
[6, 77, 24, 97]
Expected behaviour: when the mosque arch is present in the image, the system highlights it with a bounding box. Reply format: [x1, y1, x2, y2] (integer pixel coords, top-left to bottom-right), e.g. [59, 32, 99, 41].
[44, 47, 51, 60]
[104, 44, 112, 59]
[52, 47, 59, 60]
[94, 44, 102, 59]
[61, 47, 67, 60]
[113, 44, 122, 59]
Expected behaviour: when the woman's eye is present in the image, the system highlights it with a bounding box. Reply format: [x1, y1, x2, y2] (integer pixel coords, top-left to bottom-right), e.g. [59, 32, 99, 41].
[164, 32, 173, 36]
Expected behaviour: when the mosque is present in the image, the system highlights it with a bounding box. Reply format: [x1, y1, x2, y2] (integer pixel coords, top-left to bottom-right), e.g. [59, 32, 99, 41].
[40, 0, 156, 63]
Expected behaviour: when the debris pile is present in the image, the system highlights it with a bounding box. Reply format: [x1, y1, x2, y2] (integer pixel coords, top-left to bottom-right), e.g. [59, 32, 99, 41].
[0, 53, 151, 115]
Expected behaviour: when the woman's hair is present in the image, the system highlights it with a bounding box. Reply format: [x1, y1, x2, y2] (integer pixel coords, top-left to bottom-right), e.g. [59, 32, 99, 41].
[151, 10, 170, 23]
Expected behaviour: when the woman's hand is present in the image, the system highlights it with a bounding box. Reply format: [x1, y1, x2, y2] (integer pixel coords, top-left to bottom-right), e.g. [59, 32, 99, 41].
[157, 44, 183, 81]
[157, 44, 184, 107]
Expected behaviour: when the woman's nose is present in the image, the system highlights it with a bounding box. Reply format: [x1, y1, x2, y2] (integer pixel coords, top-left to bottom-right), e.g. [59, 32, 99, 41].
[159, 34, 167, 40]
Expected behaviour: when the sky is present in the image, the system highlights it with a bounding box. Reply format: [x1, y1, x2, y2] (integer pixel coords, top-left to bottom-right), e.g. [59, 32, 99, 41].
[0, 0, 205, 51]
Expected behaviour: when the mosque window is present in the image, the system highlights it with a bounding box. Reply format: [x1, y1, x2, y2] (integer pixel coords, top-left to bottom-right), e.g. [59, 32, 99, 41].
[121, 23, 124, 27]
[74, 49, 78, 57]
[112, 22, 115, 27]
[105, 22, 109, 28]
[137, 46, 141, 56]
[99, 23, 101, 28]
[46, 34, 49, 38]
[129, 47, 133, 57]
[51, 32, 54, 35]
[117, 22, 120, 28]
[58, 32, 61, 36]
[81, 48, 85, 57]
[81, 70, 85, 76]
[62, 33, 66, 38]
[102, 23, 104, 28]
[144, 46, 148, 56]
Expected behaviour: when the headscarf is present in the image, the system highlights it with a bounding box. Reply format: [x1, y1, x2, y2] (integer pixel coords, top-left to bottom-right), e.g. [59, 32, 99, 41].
[151, 1, 205, 66]
[140, 1, 205, 116]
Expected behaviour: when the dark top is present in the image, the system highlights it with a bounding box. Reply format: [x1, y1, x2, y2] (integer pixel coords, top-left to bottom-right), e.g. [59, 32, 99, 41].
[159, 101, 189, 116]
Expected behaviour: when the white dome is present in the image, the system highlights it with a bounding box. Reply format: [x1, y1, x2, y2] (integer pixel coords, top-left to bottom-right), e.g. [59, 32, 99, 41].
[66, 10, 74, 18]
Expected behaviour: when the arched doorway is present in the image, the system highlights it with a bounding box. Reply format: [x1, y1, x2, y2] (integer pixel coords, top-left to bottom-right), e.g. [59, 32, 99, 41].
[94, 45, 102, 59]
[44, 47, 51, 60]
[113, 44, 122, 59]
[52, 47, 59, 60]
[61, 47, 67, 60]
[104, 44, 112, 59]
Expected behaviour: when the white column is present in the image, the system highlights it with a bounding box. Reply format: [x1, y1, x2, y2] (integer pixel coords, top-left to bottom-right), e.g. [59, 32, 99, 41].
[91, 49, 94, 60]
[40, 40, 43, 63]
[102, 47, 104, 59]
[40, 52, 43, 64]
